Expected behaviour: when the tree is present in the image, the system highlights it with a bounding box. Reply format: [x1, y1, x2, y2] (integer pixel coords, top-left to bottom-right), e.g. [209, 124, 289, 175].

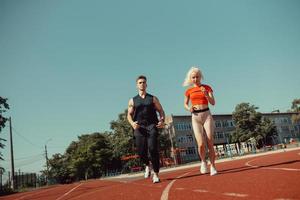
[65, 133, 113, 180]
[45, 132, 114, 182]
[0, 96, 10, 161]
[47, 153, 71, 184]
[232, 103, 262, 143]
[158, 130, 172, 158]
[232, 102, 277, 148]
[291, 98, 300, 123]
[109, 110, 135, 169]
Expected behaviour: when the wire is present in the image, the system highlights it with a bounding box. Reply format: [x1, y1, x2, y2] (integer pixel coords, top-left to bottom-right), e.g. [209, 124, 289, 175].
[12, 127, 42, 149]
[15, 157, 44, 168]
[1, 153, 44, 162]
[2, 155, 44, 169]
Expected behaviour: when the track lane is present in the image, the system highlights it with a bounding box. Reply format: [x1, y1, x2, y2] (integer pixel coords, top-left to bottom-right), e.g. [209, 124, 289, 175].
[1, 148, 299, 200]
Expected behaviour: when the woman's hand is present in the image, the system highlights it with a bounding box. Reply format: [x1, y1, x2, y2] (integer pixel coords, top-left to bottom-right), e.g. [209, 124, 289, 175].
[156, 119, 165, 128]
[201, 86, 215, 105]
[200, 86, 209, 97]
[189, 106, 195, 113]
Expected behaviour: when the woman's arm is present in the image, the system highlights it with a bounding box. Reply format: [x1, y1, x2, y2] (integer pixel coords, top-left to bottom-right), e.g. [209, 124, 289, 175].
[184, 96, 193, 112]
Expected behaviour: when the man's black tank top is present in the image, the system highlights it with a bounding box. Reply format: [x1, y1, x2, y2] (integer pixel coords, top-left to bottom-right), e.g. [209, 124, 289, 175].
[133, 93, 158, 125]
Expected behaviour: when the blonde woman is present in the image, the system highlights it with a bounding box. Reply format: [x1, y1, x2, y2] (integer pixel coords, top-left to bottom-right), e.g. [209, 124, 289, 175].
[183, 66, 217, 176]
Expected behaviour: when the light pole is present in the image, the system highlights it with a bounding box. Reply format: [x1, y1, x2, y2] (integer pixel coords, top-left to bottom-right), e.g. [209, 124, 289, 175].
[9, 117, 15, 190]
[226, 136, 232, 158]
[45, 138, 52, 185]
[165, 124, 177, 165]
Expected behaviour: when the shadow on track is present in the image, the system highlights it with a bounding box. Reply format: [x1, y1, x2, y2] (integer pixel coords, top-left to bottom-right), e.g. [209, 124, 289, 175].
[165, 159, 300, 181]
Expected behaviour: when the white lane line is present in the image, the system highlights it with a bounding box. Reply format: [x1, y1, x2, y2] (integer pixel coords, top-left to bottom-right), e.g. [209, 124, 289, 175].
[193, 189, 209, 193]
[160, 172, 191, 200]
[55, 183, 83, 200]
[266, 167, 300, 171]
[223, 192, 248, 198]
[132, 182, 162, 188]
[245, 159, 300, 171]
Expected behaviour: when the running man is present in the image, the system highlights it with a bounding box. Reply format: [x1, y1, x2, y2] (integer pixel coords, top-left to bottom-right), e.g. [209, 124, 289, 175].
[127, 75, 165, 183]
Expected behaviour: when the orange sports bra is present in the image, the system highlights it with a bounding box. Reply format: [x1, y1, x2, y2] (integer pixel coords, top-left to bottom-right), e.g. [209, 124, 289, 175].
[185, 84, 213, 105]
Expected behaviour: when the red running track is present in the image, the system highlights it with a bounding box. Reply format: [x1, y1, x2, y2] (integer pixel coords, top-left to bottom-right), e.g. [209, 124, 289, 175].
[1, 148, 300, 200]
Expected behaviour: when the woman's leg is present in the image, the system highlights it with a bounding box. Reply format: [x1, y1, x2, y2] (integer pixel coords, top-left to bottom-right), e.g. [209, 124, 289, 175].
[203, 113, 216, 168]
[192, 114, 206, 162]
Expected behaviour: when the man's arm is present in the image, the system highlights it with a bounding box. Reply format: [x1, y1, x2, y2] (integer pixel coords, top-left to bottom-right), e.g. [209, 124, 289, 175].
[153, 96, 165, 128]
[127, 98, 139, 130]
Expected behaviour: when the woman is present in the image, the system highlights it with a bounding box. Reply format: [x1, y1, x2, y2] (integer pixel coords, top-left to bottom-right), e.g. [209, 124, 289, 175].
[183, 66, 217, 176]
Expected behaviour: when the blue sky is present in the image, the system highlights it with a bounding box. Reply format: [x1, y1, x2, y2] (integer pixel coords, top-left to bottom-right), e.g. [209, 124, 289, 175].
[1, 0, 300, 174]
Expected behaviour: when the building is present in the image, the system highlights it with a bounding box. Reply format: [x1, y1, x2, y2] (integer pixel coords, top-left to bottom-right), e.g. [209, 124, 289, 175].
[165, 112, 300, 164]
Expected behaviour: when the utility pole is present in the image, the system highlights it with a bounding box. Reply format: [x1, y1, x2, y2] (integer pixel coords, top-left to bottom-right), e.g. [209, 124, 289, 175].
[166, 124, 177, 165]
[0, 168, 3, 191]
[9, 117, 15, 190]
[45, 144, 49, 185]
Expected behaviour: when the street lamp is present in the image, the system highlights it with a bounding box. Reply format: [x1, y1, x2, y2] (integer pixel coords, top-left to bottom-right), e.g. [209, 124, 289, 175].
[165, 124, 177, 165]
[45, 138, 52, 185]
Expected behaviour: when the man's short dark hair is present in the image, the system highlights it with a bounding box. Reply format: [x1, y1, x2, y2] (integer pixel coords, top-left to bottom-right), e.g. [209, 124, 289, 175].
[136, 75, 147, 83]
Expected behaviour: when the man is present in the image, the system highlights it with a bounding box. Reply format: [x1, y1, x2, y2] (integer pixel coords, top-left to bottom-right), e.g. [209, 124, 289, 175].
[127, 75, 165, 183]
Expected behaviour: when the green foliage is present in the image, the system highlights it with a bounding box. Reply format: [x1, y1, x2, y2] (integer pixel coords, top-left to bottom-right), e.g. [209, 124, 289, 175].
[0, 97, 10, 132]
[47, 132, 113, 182]
[291, 99, 300, 112]
[0, 96, 9, 160]
[291, 98, 300, 123]
[66, 133, 113, 180]
[158, 131, 171, 157]
[47, 153, 71, 184]
[110, 110, 135, 159]
[232, 103, 261, 142]
[232, 102, 277, 147]
[232, 103, 261, 132]
[255, 117, 278, 147]
[46, 109, 172, 183]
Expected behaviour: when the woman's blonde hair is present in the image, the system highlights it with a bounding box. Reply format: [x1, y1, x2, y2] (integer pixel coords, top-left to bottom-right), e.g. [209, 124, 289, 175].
[182, 66, 204, 86]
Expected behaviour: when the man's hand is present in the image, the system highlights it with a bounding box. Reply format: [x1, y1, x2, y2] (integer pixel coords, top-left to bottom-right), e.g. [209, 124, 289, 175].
[131, 121, 140, 130]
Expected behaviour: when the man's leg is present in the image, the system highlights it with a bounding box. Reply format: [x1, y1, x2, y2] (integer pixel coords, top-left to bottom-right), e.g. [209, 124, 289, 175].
[147, 126, 160, 183]
[134, 128, 149, 167]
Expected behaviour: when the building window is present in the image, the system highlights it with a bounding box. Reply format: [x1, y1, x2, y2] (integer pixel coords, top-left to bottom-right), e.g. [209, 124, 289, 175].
[214, 131, 224, 139]
[174, 122, 192, 131]
[215, 120, 222, 128]
[229, 120, 234, 127]
[222, 120, 229, 128]
[186, 147, 196, 155]
[224, 132, 230, 138]
[281, 126, 289, 133]
[187, 134, 194, 142]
